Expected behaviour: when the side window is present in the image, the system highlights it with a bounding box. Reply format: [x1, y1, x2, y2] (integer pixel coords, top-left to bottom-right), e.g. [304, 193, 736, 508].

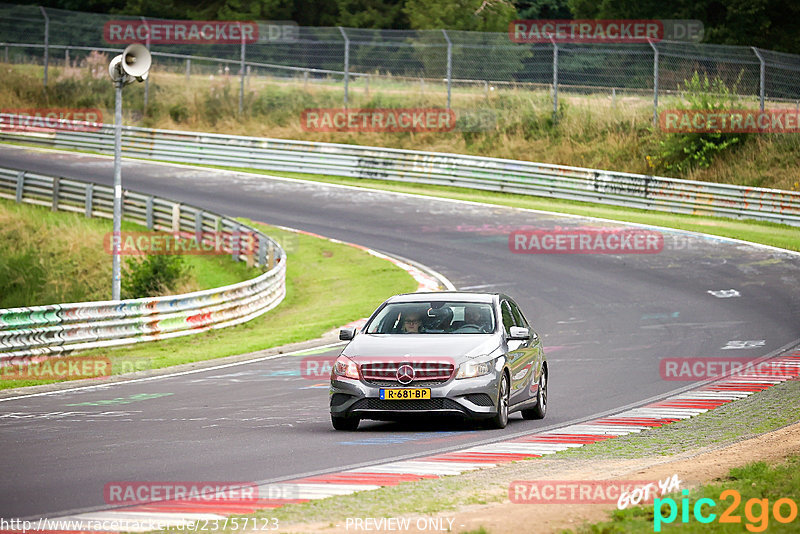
[509, 300, 529, 329]
[500, 301, 515, 335]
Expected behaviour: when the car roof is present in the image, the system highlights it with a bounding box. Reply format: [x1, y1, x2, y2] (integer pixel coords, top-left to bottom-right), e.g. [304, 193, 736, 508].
[386, 291, 498, 304]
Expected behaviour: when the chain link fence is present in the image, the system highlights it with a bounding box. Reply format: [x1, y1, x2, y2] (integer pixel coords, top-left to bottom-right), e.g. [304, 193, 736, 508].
[1, 2, 800, 121]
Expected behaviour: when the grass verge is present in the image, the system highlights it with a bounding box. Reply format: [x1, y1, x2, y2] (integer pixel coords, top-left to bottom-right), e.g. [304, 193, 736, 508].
[3, 63, 800, 191]
[0, 198, 259, 308]
[572, 456, 800, 533]
[0, 220, 418, 390]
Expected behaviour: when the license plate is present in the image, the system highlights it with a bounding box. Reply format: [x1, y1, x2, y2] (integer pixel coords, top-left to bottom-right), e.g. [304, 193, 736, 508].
[380, 388, 431, 400]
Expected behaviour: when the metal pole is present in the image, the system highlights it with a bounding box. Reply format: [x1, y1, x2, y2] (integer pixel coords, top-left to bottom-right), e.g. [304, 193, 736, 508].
[239, 22, 246, 114]
[40, 6, 49, 87]
[338, 26, 349, 107]
[112, 81, 123, 301]
[442, 29, 452, 110]
[648, 39, 659, 127]
[550, 36, 558, 121]
[65, 47, 69, 67]
[185, 58, 190, 81]
[141, 17, 150, 113]
[752, 47, 765, 112]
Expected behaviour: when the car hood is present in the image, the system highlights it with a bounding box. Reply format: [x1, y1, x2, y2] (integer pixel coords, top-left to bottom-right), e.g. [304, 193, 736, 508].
[342, 333, 500, 363]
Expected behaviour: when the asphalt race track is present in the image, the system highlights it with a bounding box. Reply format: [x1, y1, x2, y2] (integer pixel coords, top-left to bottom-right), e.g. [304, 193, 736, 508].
[1, 145, 798, 519]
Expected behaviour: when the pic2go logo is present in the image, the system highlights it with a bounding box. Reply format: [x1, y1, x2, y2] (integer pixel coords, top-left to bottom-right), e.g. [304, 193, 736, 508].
[653, 489, 799, 532]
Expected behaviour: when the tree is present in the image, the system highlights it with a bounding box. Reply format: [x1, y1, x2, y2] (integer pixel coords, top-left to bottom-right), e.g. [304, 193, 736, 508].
[404, 0, 517, 31]
[337, 0, 409, 29]
[514, 0, 572, 20]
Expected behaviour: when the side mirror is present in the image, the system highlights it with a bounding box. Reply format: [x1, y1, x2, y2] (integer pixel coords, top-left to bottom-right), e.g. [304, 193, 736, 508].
[339, 327, 356, 341]
[508, 326, 530, 340]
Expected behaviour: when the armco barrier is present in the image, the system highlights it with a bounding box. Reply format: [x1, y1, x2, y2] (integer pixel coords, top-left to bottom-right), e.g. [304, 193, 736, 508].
[0, 166, 286, 364]
[1, 116, 798, 226]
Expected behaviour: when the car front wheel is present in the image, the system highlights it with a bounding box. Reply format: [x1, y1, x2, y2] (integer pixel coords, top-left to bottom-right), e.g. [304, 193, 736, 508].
[485, 372, 509, 429]
[522, 369, 547, 420]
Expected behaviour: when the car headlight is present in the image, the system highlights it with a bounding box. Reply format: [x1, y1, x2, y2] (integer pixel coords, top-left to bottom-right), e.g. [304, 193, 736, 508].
[332, 355, 359, 379]
[455, 359, 493, 379]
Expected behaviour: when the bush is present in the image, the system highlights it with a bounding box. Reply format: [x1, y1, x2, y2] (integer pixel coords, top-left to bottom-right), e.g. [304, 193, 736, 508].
[655, 72, 748, 174]
[169, 103, 190, 123]
[122, 255, 191, 299]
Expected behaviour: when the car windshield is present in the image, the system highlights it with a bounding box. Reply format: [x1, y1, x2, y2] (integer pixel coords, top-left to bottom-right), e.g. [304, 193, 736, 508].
[365, 301, 496, 334]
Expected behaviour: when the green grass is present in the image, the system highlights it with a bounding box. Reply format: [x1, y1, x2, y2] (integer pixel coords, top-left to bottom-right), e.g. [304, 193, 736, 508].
[3, 63, 800, 191]
[202, 166, 800, 253]
[0, 220, 418, 390]
[571, 456, 800, 533]
[0, 198, 259, 308]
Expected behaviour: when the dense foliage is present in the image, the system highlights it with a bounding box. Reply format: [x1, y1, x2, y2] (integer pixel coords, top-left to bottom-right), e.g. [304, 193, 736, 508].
[17, 0, 800, 53]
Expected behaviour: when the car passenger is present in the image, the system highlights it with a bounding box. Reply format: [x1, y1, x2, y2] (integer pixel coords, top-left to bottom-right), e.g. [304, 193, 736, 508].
[401, 312, 424, 333]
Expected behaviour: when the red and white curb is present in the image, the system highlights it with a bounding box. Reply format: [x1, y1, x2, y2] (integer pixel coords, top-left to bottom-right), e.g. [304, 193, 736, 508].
[40, 350, 800, 531]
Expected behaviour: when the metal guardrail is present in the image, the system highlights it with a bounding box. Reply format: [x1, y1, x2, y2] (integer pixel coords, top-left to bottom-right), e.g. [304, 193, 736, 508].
[0, 165, 286, 364]
[1, 117, 799, 226]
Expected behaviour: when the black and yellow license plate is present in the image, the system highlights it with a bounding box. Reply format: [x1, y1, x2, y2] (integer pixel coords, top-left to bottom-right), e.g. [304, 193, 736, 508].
[379, 388, 431, 400]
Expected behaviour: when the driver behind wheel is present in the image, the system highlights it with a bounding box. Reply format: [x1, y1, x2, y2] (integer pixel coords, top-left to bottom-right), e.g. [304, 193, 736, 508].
[463, 305, 490, 332]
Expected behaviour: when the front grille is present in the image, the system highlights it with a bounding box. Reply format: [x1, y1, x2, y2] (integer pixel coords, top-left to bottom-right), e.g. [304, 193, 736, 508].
[463, 393, 494, 406]
[363, 379, 445, 387]
[360, 361, 454, 385]
[351, 398, 465, 412]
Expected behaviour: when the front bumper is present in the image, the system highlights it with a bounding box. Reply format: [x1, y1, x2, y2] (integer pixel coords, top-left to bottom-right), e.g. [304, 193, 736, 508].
[329, 370, 501, 421]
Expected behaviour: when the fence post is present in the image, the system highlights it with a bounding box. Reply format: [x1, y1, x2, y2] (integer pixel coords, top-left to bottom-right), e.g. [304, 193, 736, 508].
[185, 58, 191, 81]
[140, 17, 151, 113]
[40, 6, 49, 88]
[146, 196, 154, 229]
[648, 39, 659, 127]
[85, 183, 93, 217]
[268, 240, 275, 270]
[339, 26, 350, 107]
[52, 176, 60, 211]
[232, 223, 241, 262]
[171, 204, 181, 233]
[65, 47, 69, 67]
[550, 36, 558, 122]
[194, 210, 203, 243]
[752, 47, 766, 112]
[239, 22, 246, 114]
[15, 171, 24, 203]
[258, 235, 267, 267]
[442, 29, 452, 110]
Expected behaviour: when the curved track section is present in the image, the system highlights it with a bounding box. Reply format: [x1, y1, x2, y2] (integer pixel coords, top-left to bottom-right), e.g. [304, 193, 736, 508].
[0, 145, 798, 520]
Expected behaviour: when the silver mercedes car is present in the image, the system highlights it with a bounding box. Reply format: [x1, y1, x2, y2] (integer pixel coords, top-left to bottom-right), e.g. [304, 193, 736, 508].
[329, 292, 547, 430]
